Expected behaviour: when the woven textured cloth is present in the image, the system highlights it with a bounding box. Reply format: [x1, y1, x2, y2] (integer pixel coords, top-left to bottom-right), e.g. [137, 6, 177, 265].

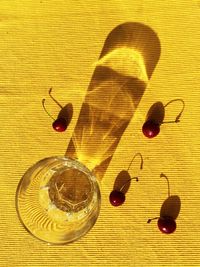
[0, 1, 200, 266]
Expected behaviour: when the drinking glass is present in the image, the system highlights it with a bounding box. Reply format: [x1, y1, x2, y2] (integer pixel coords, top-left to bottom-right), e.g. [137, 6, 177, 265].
[16, 156, 101, 244]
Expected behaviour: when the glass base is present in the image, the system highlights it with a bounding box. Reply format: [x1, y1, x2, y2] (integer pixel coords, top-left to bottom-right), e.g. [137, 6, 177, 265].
[16, 156, 101, 245]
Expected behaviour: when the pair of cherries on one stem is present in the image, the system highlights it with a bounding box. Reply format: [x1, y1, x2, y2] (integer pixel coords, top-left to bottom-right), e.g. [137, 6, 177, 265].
[42, 88, 69, 132]
[142, 99, 185, 138]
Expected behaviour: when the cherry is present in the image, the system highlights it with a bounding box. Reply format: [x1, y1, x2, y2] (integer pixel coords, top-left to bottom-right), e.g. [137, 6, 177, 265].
[147, 216, 176, 234]
[158, 216, 176, 234]
[142, 120, 160, 138]
[142, 99, 185, 138]
[109, 190, 126, 206]
[42, 88, 68, 132]
[147, 173, 177, 234]
[52, 117, 68, 132]
[109, 153, 143, 207]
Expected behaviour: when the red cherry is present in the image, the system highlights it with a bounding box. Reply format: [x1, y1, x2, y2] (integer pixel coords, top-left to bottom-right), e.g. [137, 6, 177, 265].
[110, 177, 139, 207]
[52, 118, 68, 132]
[143, 99, 185, 138]
[142, 120, 160, 138]
[147, 173, 177, 234]
[109, 153, 142, 207]
[157, 217, 176, 234]
[42, 88, 69, 132]
[109, 190, 125, 206]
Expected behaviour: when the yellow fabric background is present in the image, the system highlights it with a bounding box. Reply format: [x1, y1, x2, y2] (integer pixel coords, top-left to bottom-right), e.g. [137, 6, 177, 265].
[0, 0, 200, 266]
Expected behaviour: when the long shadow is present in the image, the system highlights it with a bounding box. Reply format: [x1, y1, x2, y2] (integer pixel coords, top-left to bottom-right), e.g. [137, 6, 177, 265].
[146, 101, 165, 125]
[113, 170, 132, 194]
[160, 195, 181, 220]
[65, 22, 161, 180]
[58, 103, 73, 124]
[159, 173, 181, 220]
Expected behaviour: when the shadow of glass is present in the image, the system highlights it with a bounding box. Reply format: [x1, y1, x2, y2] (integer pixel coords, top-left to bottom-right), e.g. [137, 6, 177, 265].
[65, 22, 161, 180]
[146, 101, 165, 124]
[98, 22, 161, 79]
[160, 195, 181, 220]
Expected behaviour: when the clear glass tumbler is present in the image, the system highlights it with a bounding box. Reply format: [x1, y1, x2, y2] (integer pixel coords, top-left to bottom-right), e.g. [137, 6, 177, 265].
[16, 156, 101, 245]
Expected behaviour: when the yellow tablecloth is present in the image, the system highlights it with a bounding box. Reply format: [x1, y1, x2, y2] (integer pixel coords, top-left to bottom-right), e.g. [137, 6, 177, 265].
[0, 1, 200, 266]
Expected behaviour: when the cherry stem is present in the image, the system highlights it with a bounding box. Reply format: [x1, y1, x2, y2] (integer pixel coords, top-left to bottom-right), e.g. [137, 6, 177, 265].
[147, 217, 160, 223]
[120, 177, 139, 191]
[42, 99, 55, 121]
[127, 152, 143, 172]
[164, 98, 185, 123]
[49, 88, 63, 109]
[160, 173, 170, 197]
[161, 120, 180, 124]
